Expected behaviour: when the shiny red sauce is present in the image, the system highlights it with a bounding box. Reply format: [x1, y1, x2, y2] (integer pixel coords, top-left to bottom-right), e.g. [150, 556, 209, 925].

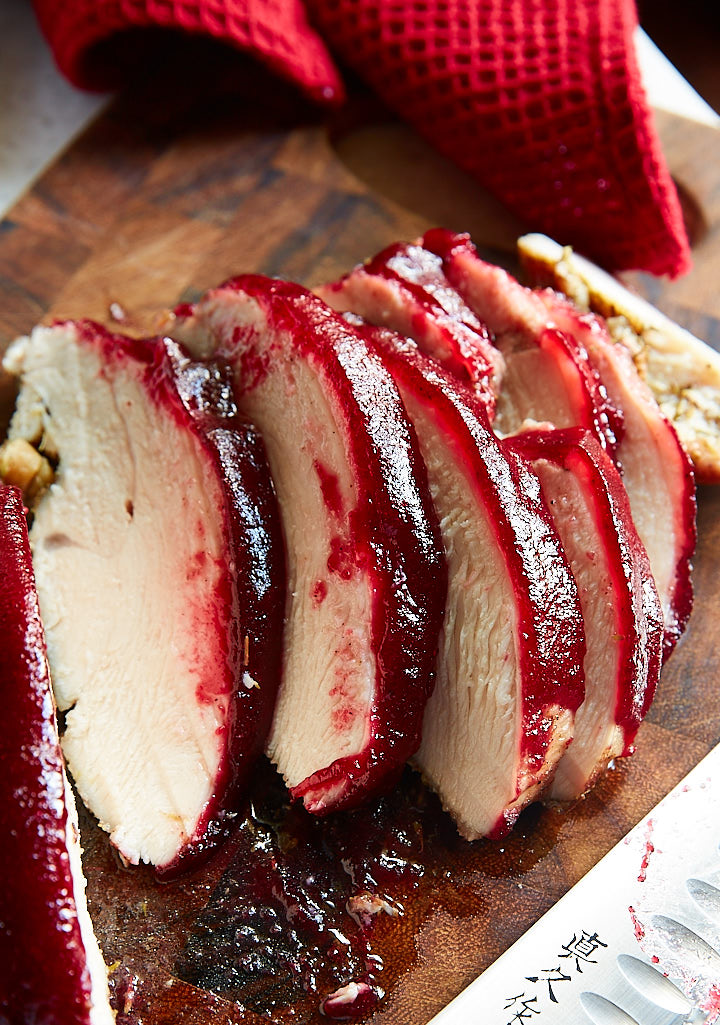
[174, 763, 435, 1019]
[314, 460, 345, 518]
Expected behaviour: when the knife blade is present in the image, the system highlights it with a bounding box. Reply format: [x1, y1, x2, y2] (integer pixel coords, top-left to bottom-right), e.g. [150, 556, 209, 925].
[429, 744, 720, 1025]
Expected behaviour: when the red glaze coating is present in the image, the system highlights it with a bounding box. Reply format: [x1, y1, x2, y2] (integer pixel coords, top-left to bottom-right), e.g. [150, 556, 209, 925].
[359, 326, 586, 833]
[508, 427, 664, 758]
[314, 459, 345, 518]
[524, 291, 696, 660]
[48, 323, 285, 875]
[0, 485, 105, 1025]
[320, 240, 501, 415]
[160, 338, 286, 875]
[180, 277, 447, 815]
[421, 229, 623, 457]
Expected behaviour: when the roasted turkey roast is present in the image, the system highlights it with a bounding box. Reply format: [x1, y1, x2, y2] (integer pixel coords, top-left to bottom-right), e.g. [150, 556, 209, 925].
[0, 231, 706, 1023]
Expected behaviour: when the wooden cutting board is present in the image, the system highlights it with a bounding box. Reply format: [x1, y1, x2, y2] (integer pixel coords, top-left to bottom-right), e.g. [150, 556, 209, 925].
[2, 45, 720, 1025]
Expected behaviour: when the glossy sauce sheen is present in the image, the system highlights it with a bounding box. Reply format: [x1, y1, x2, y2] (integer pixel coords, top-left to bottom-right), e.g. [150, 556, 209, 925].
[160, 338, 286, 875]
[183, 277, 447, 813]
[0, 485, 94, 1024]
[175, 763, 449, 1020]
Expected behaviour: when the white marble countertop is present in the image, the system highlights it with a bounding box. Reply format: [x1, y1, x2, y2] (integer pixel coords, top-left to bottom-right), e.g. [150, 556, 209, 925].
[0, 0, 109, 217]
[1, 0, 718, 221]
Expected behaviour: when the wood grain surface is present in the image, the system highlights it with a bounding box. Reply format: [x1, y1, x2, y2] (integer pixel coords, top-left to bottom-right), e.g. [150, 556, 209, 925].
[1, 46, 719, 1025]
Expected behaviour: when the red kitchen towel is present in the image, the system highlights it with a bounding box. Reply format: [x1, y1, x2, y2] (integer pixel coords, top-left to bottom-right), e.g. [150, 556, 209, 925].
[32, 0, 691, 277]
[32, 0, 344, 104]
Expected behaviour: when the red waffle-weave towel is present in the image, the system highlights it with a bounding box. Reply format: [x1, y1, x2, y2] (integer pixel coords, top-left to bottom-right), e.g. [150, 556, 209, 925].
[32, 0, 344, 104]
[309, 0, 691, 277]
[32, 0, 691, 277]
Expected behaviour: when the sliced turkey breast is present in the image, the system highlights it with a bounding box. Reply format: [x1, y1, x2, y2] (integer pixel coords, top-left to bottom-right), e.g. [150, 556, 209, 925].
[422, 228, 695, 658]
[325, 317, 586, 838]
[519, 232, 720, 484]
[3, 322, 285, 872]
[318, 240, 502, 415]
[322, 246, 663, 801]
[507, 429, 664, 800]
[169, 277, 446, 815]
[421, 229, 621, 454]
[0, 484, 113, 1025]
[524, 290, 696, 659]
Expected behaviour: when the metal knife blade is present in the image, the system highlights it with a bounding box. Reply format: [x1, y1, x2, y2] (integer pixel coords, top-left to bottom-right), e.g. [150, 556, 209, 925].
[429, 744, 720, 1025]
